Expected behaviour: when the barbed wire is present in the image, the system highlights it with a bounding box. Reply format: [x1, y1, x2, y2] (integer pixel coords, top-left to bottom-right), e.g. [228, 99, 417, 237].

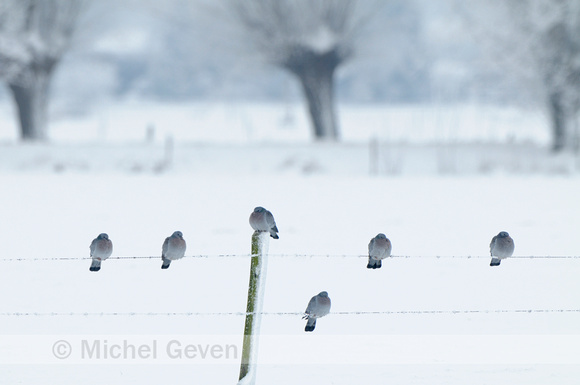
[0, 254, 579, 262]
[1, 309, 578, 317]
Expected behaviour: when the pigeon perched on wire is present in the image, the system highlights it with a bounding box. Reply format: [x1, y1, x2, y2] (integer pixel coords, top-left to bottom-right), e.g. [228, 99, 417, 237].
[367, 233, 392, 269]
[249, 206, 279, 239]
[303, 291, 331, 332]
[161, 231, 187, 269]
[89, 233, 113, 272]
[489, 231, 514, 266]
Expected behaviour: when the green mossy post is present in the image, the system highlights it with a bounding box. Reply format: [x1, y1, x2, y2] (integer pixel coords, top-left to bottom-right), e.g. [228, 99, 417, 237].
[238, 230, 269, 384]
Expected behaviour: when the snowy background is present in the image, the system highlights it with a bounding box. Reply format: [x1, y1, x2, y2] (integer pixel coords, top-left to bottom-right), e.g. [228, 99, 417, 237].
[0, 0, 579, 384]
[0, 160, 579, 384]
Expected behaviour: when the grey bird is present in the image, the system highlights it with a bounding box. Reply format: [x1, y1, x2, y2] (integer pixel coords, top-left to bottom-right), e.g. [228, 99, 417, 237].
[490, 231, 515, 266]
[89, 233, 113, 272]
[161, 231, 187, 269]
[249, 206, 279, 239]
[303, 291, 331, 332]
[367, 233, 392, 269]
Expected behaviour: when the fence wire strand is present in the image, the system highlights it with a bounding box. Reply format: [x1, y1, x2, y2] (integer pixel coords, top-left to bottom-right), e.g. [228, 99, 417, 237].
[1, 254, 579, 262]
[1, 255, 577, 318]
[1, 309, 579, 317]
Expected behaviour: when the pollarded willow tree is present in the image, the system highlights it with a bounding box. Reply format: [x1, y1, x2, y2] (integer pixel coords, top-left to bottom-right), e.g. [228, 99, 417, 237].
[225, 0, 378, 141]
[464, 0, 580, 152]
[0, 0, 84, 141]
[506, 0, 580, 152]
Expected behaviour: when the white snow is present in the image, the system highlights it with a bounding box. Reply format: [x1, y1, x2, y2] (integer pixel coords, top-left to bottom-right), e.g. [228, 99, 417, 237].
[93, 28, 152, 55]
[0, 101, 552, 144]
[0, 101, 578, 384]
[305, 25, 338, 54]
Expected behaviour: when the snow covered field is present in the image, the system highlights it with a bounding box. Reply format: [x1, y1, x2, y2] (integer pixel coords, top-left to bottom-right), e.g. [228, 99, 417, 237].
[0, 101, 555, 144]
[1, 101, 578, 176]
[0, 102, 579, 384]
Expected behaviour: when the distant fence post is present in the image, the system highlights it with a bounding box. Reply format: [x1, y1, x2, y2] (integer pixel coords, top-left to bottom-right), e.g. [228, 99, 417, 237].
[369, 136, 379, 176]
[573, 116, 580, 171]
[145, 123, 155, 143]
[154, 135, 174, 173]
[164, 135, 174, 166]
[238, 231, 269, 385]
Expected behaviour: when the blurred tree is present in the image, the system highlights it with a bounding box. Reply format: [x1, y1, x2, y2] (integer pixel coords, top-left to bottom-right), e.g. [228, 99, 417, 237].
[339, 0, 430, 103]
[0, 0, 84, 141]
[222, 0, 381, 141]
[463, 0, 580, 152]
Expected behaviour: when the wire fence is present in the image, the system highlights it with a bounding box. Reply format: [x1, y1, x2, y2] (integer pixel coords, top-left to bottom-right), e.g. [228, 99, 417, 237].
[1, 254, 579, 262]
[1, 309, 579, 317]
[1, 254, 577, 318]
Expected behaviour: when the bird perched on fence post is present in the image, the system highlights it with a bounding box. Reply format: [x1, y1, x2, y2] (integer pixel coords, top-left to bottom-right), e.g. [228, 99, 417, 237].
[489, 231, 515, 266]
[161, 231, 187, 269]
[303, 291, 331, 332]
[89, 233, 113, 272]
[249, 206, 279, 239]
[367, 233, 392, 269]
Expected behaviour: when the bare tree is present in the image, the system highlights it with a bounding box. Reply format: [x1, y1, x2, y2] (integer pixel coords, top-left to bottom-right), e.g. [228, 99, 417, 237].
[0, 0, 84, 141]
[532, 1, 580, 152]
[221, 0, 379, 141]
[462, 0, 580, 152]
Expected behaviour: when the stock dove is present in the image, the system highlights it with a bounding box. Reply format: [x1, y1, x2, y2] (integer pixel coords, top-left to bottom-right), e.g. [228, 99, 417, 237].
[489, 231, 514, 266]
[249, 207, 279, 239]
[367, 233, 392, 269]
[161, 231, 187, 269]
[89, 233, 113, 272]
[303, 291, 331, 332]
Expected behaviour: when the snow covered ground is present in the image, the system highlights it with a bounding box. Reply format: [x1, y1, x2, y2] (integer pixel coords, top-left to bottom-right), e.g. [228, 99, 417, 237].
[0, 100, 554, 144]
[0, 102, 578, 384]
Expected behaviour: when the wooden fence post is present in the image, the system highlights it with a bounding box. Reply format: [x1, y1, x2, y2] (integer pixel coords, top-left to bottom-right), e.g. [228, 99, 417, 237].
[238, 231, 269, 384]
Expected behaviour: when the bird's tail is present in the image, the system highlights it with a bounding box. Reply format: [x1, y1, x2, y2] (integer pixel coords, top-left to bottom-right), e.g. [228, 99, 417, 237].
[305, 318, 316, 332]
[161, 257, 171, 269]
[89, 259, 101, 272]
[270, 229, 279, 239]
[367, 257, 382, 269]
[490, 257, 501, 267]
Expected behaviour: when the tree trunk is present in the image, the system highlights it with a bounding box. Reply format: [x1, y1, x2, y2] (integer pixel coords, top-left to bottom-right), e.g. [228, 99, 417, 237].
[8, 68, 53, 141]
[287, 50, 341, 141]
[549, 91, 566, 152]
[296, 68, 338, 140]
